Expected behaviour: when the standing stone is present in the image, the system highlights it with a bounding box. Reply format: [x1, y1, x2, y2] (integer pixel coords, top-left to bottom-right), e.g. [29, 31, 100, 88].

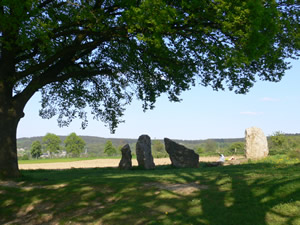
[164, 138, 199, 168]
[118, 144, 132, 170]
[245, 127, 269, 159]
[136, 135, 155, 169]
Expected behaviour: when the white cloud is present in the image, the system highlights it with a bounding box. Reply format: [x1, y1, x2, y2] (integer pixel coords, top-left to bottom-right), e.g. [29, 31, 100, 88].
[240, 111, 264, 116]
[260, 97, 280, 102]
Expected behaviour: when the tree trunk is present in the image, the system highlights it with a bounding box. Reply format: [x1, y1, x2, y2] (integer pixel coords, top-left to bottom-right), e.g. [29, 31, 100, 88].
[0, 111, 22, 178]
[0, 79, 25, 178]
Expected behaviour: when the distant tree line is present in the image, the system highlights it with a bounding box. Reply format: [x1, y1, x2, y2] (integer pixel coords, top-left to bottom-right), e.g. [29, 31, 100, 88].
[18, 132, 300, 160]
[27, 132, 86, 159]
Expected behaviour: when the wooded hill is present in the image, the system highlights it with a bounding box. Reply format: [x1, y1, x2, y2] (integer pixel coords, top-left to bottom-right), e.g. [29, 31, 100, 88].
[17, 135, 243, 156]
[17, 134, 300, 157]
[18, 135, 246, 149]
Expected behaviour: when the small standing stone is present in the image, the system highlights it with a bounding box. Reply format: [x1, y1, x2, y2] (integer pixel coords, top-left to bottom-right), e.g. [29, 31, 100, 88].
[164, 138, 199, 168]
[118, 144, 132, 170]
[245, 127, 269, 159]
[136, 135, 155, 169]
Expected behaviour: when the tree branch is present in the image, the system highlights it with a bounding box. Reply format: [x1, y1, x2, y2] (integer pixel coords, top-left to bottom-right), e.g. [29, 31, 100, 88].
[94, 0, 105, 9]
[38, 0, 58, 9]
[15, 39, 106, 79]
[14, 55, 114, 110]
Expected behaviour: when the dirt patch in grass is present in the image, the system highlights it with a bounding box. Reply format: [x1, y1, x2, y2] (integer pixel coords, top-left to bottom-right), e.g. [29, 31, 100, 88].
[0, 181, 39, 191]
[0, 180, 68, 190]
[8, 208, 55, 225]
[145, 182, 209, 195]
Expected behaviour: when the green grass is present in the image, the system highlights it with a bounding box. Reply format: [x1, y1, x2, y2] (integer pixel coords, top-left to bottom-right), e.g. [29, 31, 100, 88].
[18, 156, 122, 164]
[2, 155, 300, 225]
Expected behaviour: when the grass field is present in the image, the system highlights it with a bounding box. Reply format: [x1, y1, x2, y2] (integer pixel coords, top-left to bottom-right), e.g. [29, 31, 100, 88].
[18, 156, 122, 164]
[1, 155, 300, 225]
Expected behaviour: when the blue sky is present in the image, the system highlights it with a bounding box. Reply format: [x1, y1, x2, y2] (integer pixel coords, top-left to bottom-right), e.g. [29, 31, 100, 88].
[17, 59, 300, 140]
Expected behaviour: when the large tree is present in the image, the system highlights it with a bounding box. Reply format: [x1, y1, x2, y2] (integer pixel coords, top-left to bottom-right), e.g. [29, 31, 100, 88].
[30, 140, 42, 159]
[64, 132, 86, 157]
[0, 0, 299, 178]
[42, 133, 62, 157]
[104, 140, 117, 156]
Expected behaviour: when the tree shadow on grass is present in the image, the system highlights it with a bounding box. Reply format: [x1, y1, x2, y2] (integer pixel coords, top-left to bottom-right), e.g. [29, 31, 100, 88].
[0, 163, 300, 224]
[198, 163, 300, 225]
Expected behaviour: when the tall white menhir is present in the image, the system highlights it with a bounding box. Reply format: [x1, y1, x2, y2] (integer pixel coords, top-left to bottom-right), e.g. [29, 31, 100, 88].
[245, 127, 269, 159]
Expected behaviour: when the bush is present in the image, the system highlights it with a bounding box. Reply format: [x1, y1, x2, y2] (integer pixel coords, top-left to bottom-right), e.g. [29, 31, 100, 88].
[19, 154, 29, 160]
[195, 147, 204, 155]
[227, 142, 245, 155]
[288, 149, 300, 160]
[269, 148, 283, 156]
[152, 151, 168, 158]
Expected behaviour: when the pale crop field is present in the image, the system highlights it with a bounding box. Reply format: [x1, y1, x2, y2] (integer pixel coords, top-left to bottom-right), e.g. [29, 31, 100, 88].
[18, 156, 231, 170]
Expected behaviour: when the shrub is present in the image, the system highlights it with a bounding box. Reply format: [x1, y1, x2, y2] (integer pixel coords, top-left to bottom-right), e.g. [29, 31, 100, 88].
[152, 151, 168, 158]
[19, 154, 30, 160]
[228, 142, 245, 155]
[288, 149, 300, 160]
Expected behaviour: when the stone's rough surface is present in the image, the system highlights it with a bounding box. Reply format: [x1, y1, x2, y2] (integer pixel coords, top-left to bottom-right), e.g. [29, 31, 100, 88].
[136, 135, 155, 169]
[118, 144, 132, 170]
[164, 138, 199, 168]
[245, 127, 269, 159]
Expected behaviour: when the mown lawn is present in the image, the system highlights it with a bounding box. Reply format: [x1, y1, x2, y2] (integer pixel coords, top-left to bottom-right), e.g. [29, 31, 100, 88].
[1, 156, 300, 225]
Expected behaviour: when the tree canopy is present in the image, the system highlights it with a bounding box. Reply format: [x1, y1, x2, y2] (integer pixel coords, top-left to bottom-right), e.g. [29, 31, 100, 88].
[64, 132, 86, 157]
[42, 133, 62, 156]
[104, 140, 117, 156]
[0, 0, 299, 178]
[30, 140, 42, 159]
[1, 0, 299, 132]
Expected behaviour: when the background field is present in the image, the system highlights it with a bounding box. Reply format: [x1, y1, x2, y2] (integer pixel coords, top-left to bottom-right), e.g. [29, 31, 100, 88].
[18, 156, 230, 170]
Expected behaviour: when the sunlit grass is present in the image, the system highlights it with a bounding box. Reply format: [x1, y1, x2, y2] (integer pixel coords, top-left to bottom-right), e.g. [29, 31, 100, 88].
[1, 155, 300, 224]
[255, 154, 300, 169]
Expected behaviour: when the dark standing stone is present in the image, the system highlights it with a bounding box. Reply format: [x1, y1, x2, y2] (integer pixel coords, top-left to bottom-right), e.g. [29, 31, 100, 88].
[136, 135, 155, 169]
[118, 144, 132, 170]
[164, 138, 199, 168]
